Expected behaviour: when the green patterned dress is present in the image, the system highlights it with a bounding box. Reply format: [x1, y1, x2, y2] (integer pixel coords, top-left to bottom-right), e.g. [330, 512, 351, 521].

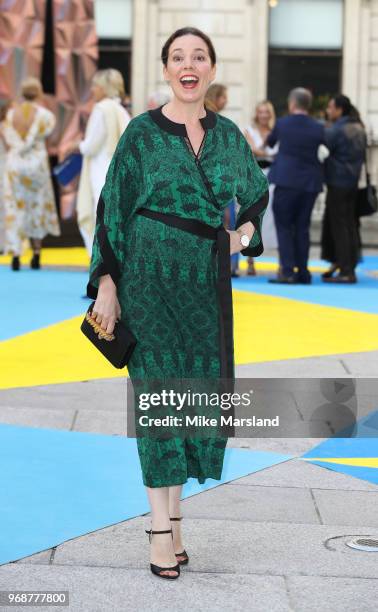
[87, 106, 269, 488]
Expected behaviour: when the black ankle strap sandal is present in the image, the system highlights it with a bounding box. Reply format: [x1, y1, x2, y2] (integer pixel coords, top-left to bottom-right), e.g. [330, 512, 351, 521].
[170, 517, 189, 565]
[30, 253, 40, 270]
[145, 528, 180, 580]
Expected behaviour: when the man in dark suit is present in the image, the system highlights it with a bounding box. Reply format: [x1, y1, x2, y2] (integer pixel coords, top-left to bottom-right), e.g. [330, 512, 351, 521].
[266, 88, 325, 284]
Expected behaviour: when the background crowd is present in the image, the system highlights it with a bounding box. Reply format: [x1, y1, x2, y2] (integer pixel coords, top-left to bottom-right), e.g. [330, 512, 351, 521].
[0, 69, 371, 284]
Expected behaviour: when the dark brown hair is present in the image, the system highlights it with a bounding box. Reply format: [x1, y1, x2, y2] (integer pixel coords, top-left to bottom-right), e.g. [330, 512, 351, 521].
[332, 94, 364, 126]
[161, 27, 216, 67]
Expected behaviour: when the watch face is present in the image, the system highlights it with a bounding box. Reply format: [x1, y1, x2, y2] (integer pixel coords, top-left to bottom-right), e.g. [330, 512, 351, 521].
[241, 234, 250, 247]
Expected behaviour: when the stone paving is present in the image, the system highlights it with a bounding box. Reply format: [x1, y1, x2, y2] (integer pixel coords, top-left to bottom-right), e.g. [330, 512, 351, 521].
[0, 352, 378, 611]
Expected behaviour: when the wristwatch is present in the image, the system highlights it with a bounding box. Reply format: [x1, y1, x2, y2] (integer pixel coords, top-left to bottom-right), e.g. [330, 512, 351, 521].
[237, 230, 250, 248]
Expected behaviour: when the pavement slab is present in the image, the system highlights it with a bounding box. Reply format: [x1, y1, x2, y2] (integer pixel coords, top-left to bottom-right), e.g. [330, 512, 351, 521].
[0, 565, 291, 612]
[169, 482, 320, 524]
[48, 518, 378, 579]
[312, 489, 378, 527]
[73, 410, 126, 434]
[286, 576, 378, 612]
[229, 457, 378, 491]
[1, 351, 377, 611]
[0, 407, 75, 430]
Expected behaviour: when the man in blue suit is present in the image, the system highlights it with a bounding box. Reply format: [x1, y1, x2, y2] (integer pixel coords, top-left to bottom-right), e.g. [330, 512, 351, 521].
[266, 88, 325, 284]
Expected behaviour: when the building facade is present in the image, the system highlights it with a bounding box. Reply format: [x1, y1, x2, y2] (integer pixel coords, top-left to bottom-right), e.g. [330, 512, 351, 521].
[131, 0, 378, 189]
[1, 0, 376, 240]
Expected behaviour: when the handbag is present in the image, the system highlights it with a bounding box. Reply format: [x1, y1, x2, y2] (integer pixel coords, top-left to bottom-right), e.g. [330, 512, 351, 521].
[53, 153, 83, 186]
[356, 151, 378, 217]
[80, 302, 137, 369]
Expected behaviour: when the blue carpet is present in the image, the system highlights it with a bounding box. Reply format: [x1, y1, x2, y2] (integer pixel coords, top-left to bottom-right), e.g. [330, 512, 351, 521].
[301, 411, 378, 486]
[2, 256, 378, 342]
[302, 462, 378, 486]
[249, 254, 378, 270]
[0, 267, 89, 341]
[233, 268, 378, 315]
[0, 424, 292, 565]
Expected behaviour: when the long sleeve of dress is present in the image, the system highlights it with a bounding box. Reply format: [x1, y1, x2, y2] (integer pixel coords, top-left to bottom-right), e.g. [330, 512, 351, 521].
[86, 122, 142, 298]
[79, 106, 107, 158]
[235, 136, 269, 256]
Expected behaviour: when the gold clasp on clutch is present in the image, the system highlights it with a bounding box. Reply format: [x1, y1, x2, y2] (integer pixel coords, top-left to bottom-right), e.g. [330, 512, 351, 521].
[86, 312, 115, 341]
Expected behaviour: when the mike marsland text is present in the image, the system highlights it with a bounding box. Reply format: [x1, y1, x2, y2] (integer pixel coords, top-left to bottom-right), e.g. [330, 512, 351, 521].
[138, 415, 280, 427]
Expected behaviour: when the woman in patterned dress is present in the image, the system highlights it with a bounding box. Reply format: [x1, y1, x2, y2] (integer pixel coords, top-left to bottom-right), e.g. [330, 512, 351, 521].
[3, 77, 60, 271]
[0, 101, 11, 253]
[87, 27, 269, 579]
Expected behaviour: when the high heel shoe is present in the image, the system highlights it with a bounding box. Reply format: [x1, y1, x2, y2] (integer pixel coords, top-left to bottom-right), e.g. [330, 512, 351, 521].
[321, 264, 338, 279]
[30, 253, 40, 269]
[11, 256, 20, 271]
[170, 516, 189, 565]
[145, 528, 180, 580]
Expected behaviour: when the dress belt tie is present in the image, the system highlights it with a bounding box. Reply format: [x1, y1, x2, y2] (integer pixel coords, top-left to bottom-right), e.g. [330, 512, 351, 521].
[136, 208, 234, 382]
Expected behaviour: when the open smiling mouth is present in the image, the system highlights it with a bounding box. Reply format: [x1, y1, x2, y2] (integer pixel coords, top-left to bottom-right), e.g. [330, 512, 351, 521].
[179, 75, 199, 89]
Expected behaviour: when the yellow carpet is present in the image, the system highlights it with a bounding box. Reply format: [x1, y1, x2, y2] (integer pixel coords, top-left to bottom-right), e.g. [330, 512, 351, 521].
[1, 290, 378, 389]
[0, 248, 90, 267]
[0, 247, 328, 272]
[233, 289, 378, 363]
[0, 316, 125, 389]
[302, 457, 378, 468]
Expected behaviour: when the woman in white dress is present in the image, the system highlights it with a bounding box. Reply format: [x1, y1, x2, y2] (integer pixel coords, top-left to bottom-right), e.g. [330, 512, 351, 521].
[244, 100, 278, 274]
[69, 69, 131, 255]
[0, 101, 10, 253]
[3, 78, 60, 271]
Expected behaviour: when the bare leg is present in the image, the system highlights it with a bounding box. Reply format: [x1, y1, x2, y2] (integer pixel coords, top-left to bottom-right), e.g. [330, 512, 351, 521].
[247, 257, 256, 275]
[168, 485, 186, 560]
[146, 486, 178, 577]
[30, 238, 42, 254]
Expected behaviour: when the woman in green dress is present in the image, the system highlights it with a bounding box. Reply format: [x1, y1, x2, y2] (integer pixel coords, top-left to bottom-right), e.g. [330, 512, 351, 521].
[87, 27, 269, 580]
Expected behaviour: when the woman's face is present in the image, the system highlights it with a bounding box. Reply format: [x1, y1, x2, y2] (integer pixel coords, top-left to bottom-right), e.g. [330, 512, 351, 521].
[326, 99, 342, 122]
[256, 105, 271, 128]
[91, 83, 106, 102]
[163, 35, 216, 105]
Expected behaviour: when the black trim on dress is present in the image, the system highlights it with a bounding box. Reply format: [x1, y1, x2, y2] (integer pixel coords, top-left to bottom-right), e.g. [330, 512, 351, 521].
[149, 104, 217, 136]
[235, 191, 269, 257]
[86, 194, 121, 299]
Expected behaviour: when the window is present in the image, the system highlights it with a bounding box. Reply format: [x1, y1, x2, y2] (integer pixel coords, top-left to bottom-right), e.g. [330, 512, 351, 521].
[94, 0, 133, 94]
[94, 0, 132, 39]
[268, 0, 343, 116]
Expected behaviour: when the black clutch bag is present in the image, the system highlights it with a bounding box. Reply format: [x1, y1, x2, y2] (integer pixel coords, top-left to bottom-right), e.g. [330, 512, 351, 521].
[80, 302, 137, 368]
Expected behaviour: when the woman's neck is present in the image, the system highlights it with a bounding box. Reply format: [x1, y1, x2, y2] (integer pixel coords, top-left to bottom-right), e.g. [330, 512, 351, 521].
[256, 123, 270, 134]
[162, 98, 206, 126]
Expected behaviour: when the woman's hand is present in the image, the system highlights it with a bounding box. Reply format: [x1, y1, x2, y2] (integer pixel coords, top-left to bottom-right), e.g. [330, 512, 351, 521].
[227, 230, 243, 256]
[227, 222, 255, 255]
[253, 147, 267, 158]
[64, 140, 81, 157]
[91, 275, 121, 335]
